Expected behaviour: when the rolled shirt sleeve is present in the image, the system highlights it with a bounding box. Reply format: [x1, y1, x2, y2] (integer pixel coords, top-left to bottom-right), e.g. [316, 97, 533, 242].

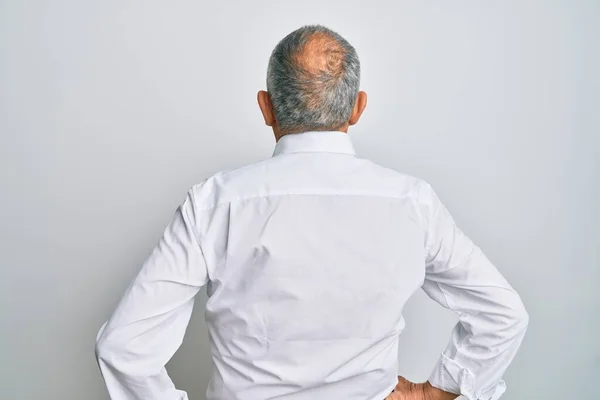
[95, 189, 209, 400]
[418, 182, 529, 399]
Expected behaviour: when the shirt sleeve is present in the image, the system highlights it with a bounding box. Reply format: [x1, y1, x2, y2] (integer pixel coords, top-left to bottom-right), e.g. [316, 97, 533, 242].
[95, 189, 209, 400]
[418, 182, 528, 400]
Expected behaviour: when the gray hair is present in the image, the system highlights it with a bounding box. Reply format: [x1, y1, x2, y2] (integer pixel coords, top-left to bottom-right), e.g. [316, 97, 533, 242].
[266, 25, 361, 134]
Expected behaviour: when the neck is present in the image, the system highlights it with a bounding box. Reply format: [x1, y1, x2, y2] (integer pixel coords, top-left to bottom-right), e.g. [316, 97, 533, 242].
[273, 124, 349, 142]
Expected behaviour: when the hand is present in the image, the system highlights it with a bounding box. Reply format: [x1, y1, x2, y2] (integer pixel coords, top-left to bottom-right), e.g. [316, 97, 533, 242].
[384, 377, 459, 400]
[385, 376, 425, 400]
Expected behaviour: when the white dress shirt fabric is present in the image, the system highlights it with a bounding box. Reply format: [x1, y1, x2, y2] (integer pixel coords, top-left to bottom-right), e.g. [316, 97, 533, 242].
[95, 131, 528, 400]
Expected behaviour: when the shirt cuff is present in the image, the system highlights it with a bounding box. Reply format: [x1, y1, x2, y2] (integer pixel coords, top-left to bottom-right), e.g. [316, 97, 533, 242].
[428, 353, 507, 400]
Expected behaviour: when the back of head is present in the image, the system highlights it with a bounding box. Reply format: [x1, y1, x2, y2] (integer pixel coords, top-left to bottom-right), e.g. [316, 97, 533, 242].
[267, 25, 361, 134]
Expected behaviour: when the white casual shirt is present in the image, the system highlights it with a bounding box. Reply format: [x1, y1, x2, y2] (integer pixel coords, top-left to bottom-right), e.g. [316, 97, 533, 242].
[96, 131, 528, 400]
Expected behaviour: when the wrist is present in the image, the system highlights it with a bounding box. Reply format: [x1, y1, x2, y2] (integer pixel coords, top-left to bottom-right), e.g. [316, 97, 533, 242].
[422, 381, 459, 400]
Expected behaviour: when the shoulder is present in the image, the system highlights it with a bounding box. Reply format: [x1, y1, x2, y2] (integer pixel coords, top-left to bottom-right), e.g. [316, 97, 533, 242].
[356, 157, 430, 199]
[187, 157, 277, 211]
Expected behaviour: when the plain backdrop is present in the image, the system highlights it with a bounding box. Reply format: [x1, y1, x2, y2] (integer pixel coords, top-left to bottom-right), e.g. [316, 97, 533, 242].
[1, 1, 598, 399]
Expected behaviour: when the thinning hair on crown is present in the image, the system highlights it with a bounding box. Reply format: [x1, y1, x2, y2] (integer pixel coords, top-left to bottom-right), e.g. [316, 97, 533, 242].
[266, 25, 361, 134]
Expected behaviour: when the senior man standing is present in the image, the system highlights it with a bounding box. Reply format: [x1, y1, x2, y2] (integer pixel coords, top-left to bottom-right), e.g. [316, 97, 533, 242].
[95, 25, 528, 400]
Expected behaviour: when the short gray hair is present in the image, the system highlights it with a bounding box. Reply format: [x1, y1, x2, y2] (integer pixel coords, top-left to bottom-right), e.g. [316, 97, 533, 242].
[266, 25, 361, 134]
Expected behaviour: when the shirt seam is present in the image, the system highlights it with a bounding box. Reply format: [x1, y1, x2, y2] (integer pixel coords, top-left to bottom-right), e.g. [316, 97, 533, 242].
[415, 181, 427, 257]
[273, 150, 356, 156]
[184, 188, 210, 276]
[424, 199, 442, 256]
[194, 190, 419, 213]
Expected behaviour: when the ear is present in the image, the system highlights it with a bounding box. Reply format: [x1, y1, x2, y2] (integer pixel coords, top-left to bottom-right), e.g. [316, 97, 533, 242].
[257, 90, 276, 126]
[349, 91, 367, 126]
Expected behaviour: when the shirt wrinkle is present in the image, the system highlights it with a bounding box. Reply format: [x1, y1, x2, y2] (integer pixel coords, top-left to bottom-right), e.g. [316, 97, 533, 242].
[96, 131, 527, 400]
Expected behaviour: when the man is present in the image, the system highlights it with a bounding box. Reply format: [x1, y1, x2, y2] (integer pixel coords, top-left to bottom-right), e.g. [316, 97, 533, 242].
[95, 25, 528, 400]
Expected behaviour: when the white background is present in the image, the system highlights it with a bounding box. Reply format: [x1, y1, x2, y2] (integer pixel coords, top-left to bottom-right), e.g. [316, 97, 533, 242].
[1, 1, 598, 399]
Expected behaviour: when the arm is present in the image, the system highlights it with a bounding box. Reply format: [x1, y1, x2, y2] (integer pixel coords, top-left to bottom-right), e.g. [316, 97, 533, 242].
[419, 182, 528, 400]
[386, 377, 459, 400]
[95, 189, 208, 400]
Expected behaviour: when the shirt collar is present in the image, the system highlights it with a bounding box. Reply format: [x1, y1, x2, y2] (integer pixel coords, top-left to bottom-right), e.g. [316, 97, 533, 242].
[272, 131, 356, 157]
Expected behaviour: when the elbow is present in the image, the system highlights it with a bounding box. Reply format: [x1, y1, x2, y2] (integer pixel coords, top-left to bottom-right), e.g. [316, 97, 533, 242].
[95, 333, 109, 364]
[514, 304, 529, 334]
[95, 330, 125, 374]
[95, 324, 138, 376]
[508, 292, 529, 334]
[95, 323, 114, 366]
[490, 287, 529, 336]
